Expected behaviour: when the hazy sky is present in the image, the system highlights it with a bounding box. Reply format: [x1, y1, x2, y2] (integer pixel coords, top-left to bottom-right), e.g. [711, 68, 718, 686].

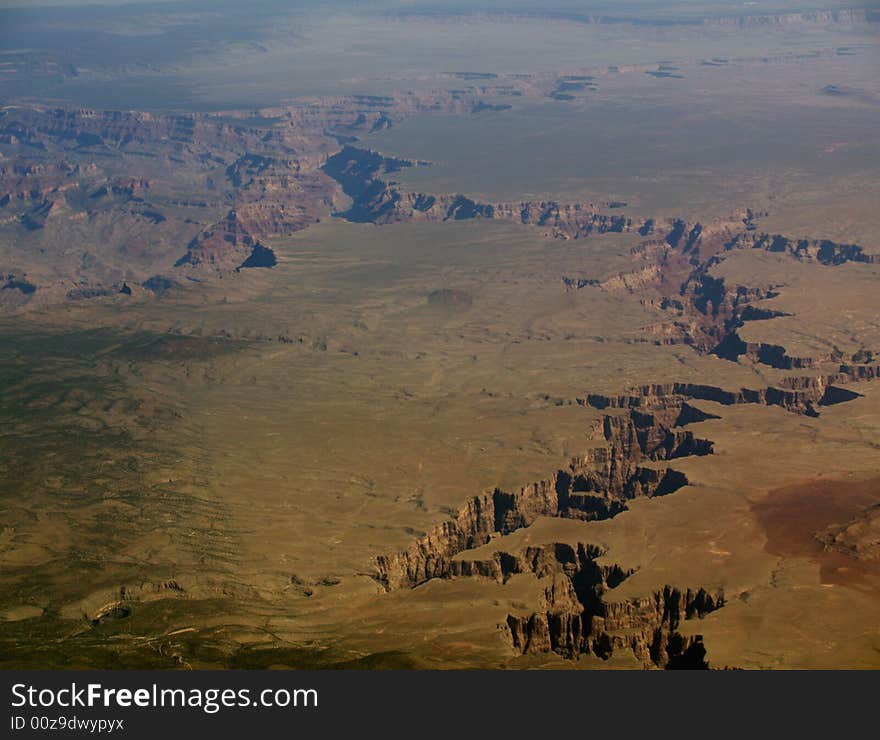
[0, 1, 176, 5]
[0, 0, 872, 10]
[0, 1, 182, 5]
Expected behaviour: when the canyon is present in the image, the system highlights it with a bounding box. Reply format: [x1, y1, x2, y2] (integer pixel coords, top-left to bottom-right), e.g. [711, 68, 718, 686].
[1, 2, 879, 670]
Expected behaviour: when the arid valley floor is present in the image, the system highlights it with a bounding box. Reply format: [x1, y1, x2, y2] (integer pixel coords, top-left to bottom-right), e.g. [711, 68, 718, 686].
[1, 1, 879, 669]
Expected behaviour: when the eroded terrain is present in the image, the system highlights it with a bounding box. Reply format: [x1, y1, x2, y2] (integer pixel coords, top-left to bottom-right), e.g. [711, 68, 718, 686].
[1, 3, 879, 669]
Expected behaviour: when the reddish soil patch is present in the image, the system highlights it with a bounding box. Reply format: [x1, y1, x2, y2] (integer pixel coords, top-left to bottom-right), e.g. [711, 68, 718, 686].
[752, 477, 880, 590]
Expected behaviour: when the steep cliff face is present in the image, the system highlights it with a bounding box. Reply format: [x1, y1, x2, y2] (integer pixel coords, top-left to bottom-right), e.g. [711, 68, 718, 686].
[839, 364, 880, 381]
[374, 404, 712, 590]
[321, 146, 423, 223]
[450, 541, 629, 583]
[597, 222, 877, 367]
[320, 163, 723, 244]
[319, 149, 878, 330]
[375, 351, 880, 592]
[0, 90, 494, 159]
[172, 210, 253, 271]
[583, 364, 877, 418]
[173, 161, 336, 272]
[486, 540, 723, 667]
[0, 89, 515, 296]
[4, 71, 879, 304]
[8, 100, 874, 296]
[713, 334, 842, 370]
[173, 210, 285, 273]
[724, 232, 877, 265]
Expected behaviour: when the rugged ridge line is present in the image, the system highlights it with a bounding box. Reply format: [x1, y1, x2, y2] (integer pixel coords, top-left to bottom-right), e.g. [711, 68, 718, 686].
[583, 364, 878, 418]
[321, 146, 876, 270]
[450, 536, 723, 667]
[375, 360, 879, 590]
[374, 403, 712, 590]
[504, 564, 722, 668]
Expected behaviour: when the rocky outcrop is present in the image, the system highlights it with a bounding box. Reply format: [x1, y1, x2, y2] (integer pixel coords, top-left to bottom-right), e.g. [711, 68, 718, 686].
[450, 541, 631, 585]
[2, 274, 37, 295]
[0, 88, 516, 296]
[375, 356, 878, 592]
[592, 220, 877, 368]
[839, 364, 880, 381]
[713, 333, 842, 370]
[320, 149, 878, 307]
[174, 210, 257, 271]
[583, 364, 877, 418]
[815, 504, 880, 561]
[321, 146, 422, 223]
[4, 80, 878, 302]
[320, 159, 689, 240]
[325, 144, 880, 457]
[0, 90, 492, 158]
[238, 243, 277, 269]
[374, 404, 712, 590]
[724, 232, 877, 265]
[490, 541, 723, 667]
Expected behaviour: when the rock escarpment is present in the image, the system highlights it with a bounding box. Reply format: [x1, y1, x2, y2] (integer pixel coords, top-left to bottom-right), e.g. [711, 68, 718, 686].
[320, 147, 877, 307]
[497, 543, 723, 668]
[4, 95, 877, 304]
[583, 363, 878, 418]
[375, 403, 712, 591]
[0, 88, 519, 300]
[370, 261, 878, 665]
